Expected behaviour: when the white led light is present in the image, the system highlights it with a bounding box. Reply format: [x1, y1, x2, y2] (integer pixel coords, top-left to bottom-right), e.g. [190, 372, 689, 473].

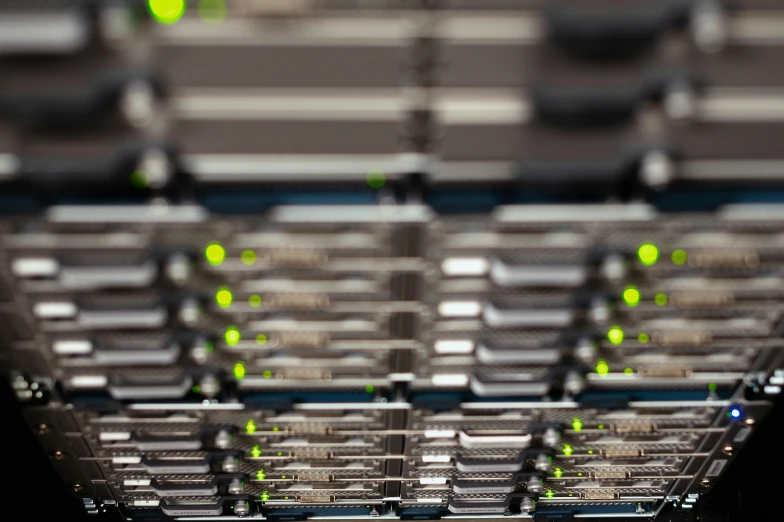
[11, 258, 59, 277]
[438, 301, 482, 317]
[422, 455, 451, 463]
[431, 374, 469, 387]
[33, 301, 77, 319]
[424, 430, 456, 439]
[113, 456, 142, 464]
[420, 477, 448, 485]
[99, 432, 131, 441]
[52, 340, 93, 355]
[133, 500, 159, 507]
[441, 257, 489, 276]
[433, 340, 474, 355]
[124, 479, 151, 486]
[70, 375, 108, 388]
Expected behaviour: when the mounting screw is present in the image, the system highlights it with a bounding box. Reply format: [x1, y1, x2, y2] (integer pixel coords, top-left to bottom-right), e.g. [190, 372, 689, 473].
[72, 484, 84, 492]
[52, 451, 66, 460]
[699, 479, 712, 488]
[36, 424, 50, 434]
[691, 0, 728, 54]
[121, 80, 155, 128]
[640, 150, 676, 190]
[234, 500, 250, 517]
[166, 253, 192, 286]
[722, 445, 734, 456]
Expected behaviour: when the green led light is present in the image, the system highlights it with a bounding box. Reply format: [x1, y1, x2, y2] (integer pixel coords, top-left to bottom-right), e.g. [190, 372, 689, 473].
[263, 370, 273, 379]
[192, 384, 200, 393]
[256, 334, 268, 346]
[577, 472, 583, 477]
[256, 470, 266, 480]
[281, 475, 287, 479]
[622, 286, 641, 307]
[273, 426, 279, 432]
[607, 327, 624, 345]
[553, 468, 563, 479]
[246, 420, 256, 434]
[365, 384, 375, 393]
[205, 341, 214, 352]
[587, 450, 593, 455]
[130, 170, 149, 189]
[708, 383, 717, 392]
[598, 424, 605, 430]
[198, 0, 226, 23]
[251, 445, 262, 458]
[241, 249, 257, 266]
[249, 294, 262, 308]
[572, 417, 583, 432]
[624, 367, 634, 375]
[638, 243, 660, 266]
[205, 242, 226, 266]
[148, 0, 186, 24]
[638, 333, 650, 344]
[216, 286, 233, 308]
[234, 361, 246, 380]
[366, 169, 386, 189]
[596, 360, 610, 375]
[672, 249, 688, 265]
[545, 490, 555, 498]
[562, 444, 573, 456]
[261, 490, 270, 501]
[277, 452, 283, 456]
[655, 293, 668, 306]
[225, 326, 241, 346]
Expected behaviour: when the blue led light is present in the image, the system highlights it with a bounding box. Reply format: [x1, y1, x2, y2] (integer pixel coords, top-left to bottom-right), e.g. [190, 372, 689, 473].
[730, 408, 741, 418]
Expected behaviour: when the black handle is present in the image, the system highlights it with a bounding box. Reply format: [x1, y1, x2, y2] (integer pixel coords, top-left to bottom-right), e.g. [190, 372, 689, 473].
[469, 375, 550, 398]
[544, 2, 689, 61]
[142, 457, 211, 474]
[513, 144, 678, 197]
[107, 376, 192, 400]
[452, 472, 545, 495]
[455, 452, 525, 473]
[151, 478, 218, 497]
[452, 475, 518, 495]
[532, 72, 705, 128]
[456, 449, 556, 473]
[516, 156, 633, 194]
[133, 433, 203, 451]
[475, 342, 562, 365]
[0, 71, 163, 133]
[532, 85, 640, 128]
[160, 499, 224, 517]
[447, 493, 536, 515]
[9, 140, 178, 197]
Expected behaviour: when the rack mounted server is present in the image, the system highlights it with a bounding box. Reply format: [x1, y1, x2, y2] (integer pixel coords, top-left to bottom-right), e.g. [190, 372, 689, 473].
[1, 0, 783, 521]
